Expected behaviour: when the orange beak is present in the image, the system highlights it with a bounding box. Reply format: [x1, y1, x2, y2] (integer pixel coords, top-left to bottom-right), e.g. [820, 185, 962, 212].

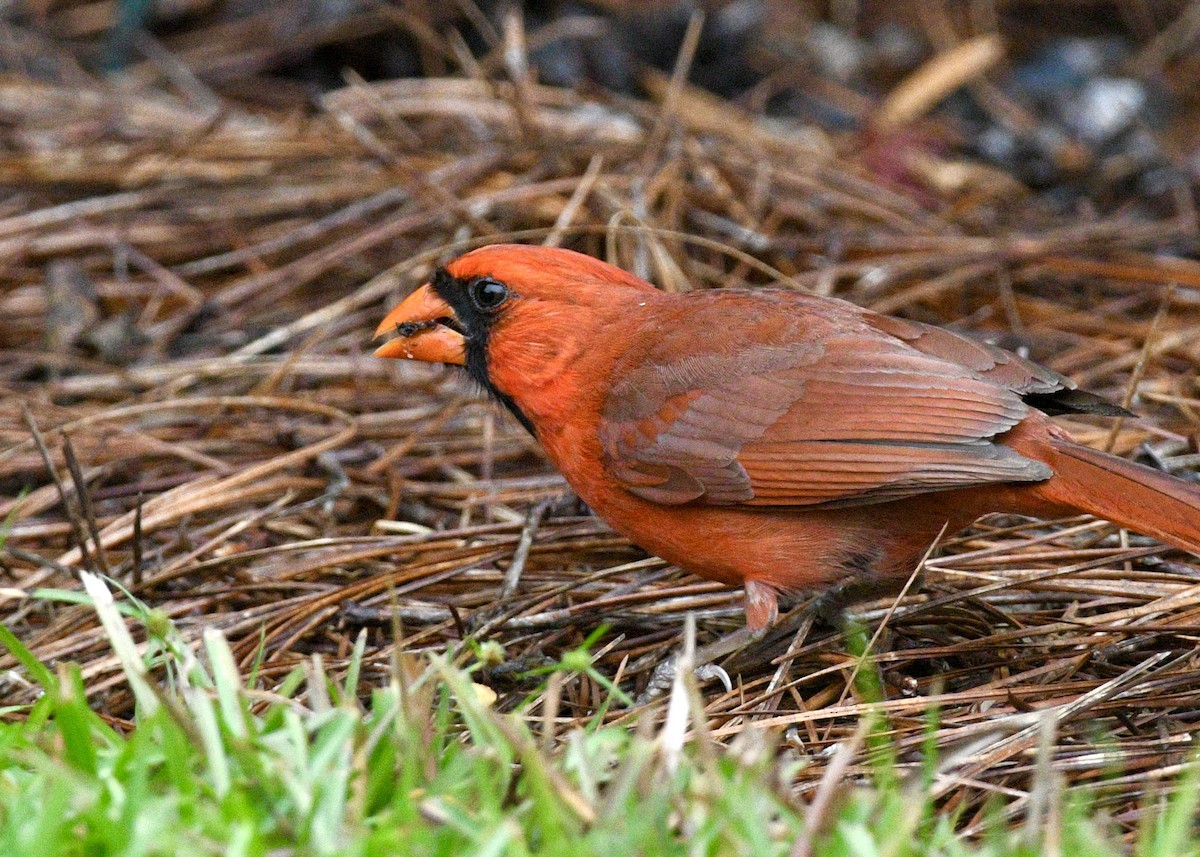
[373, 285, 466, 365]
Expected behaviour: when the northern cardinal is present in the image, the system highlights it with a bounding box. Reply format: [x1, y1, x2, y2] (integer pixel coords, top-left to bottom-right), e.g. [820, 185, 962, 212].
[375, 244, 1200, 631]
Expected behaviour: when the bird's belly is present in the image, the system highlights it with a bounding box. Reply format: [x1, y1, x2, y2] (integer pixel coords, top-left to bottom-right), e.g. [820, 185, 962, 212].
[574, 479, 894, 591]
[567, 471, 1024, 594]
[540, 422, 1000, 594]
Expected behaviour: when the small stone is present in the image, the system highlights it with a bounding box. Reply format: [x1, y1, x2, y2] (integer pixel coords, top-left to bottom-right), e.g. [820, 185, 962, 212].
[1065, 77, 1146, 144]
[977, 126, 1018, 164]
[44, 259, 98, 354]
[81, 311, 150, 365]
[807, 21, 869, 82]
[871, 22, 923, 71]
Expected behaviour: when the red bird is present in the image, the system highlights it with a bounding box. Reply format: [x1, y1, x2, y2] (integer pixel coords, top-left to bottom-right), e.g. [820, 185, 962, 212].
[375, 244, 1200, 631]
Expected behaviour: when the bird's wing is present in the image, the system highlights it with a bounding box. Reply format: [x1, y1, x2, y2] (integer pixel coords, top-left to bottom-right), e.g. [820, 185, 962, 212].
[598, 292, 1054, 507]
[861, 314, 1071, 395]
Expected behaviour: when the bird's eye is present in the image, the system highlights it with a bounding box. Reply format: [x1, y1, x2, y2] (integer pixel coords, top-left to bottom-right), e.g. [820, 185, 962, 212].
[469, 277, 509, 310]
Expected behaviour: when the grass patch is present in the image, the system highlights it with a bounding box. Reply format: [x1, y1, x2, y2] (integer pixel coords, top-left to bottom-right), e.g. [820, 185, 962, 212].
[0, 574, 1196, 855]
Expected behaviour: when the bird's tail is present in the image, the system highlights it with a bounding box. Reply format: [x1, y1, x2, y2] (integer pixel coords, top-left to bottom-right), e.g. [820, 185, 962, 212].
[1035, 439, 1200, 554]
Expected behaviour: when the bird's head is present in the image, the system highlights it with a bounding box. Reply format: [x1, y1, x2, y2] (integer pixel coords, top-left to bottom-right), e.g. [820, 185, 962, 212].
[374, 244, 660, 431]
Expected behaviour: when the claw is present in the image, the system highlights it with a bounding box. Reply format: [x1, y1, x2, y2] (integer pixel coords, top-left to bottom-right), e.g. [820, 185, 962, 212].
[694, 663, 733, 693]
[636, 655, 736, 704]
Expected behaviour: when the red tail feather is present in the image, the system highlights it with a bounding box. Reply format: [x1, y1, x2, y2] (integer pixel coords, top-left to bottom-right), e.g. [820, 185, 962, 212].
[1036, 440, 1200, 554]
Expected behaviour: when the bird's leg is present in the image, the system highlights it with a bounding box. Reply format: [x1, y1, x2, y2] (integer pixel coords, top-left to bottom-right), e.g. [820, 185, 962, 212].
[744, 577, 779, 632]
[634, 580, 779, 704]
[804, 574, 911, 626]
[632, 572, 916, 705]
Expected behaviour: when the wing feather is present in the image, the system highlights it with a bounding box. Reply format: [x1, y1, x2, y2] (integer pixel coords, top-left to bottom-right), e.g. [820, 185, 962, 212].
[599, 291, 1055, 508]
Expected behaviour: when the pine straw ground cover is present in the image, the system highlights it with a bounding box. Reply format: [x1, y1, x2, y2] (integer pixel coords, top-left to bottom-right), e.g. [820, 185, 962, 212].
[2, 18, 1200, 852]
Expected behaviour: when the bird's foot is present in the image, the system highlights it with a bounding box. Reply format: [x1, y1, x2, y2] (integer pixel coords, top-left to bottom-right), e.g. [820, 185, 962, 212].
[634, 623, 766, 705]
[633, 581, 788, 704]
[631, 578, 893, 705]
[637, 658, 734, 704]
